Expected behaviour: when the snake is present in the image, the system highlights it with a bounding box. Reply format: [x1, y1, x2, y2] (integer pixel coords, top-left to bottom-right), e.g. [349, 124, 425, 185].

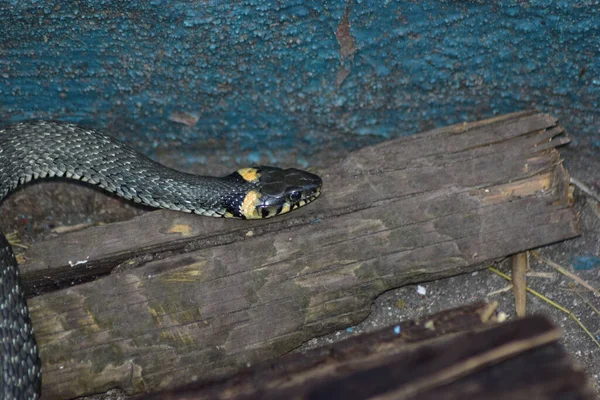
[0, 120, 322, 399]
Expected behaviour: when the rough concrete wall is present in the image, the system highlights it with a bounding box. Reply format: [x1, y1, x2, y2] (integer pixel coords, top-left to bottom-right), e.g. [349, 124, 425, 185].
[1, 1, 598, 166]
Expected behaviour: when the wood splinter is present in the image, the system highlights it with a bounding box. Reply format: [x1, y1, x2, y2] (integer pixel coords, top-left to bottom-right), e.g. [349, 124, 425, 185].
[512, 252, 528, 316]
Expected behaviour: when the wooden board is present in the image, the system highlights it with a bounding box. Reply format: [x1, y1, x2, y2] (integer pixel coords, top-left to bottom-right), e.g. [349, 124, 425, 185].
[19, 112, 578, 398]
[144, 307, 594, 400]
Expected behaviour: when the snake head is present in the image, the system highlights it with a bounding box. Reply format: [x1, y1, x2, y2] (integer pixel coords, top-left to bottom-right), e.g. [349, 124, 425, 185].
[234, 166, 322, 219]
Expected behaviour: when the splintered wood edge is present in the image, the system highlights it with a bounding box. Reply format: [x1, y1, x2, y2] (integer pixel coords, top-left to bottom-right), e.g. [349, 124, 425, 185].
[418, 110, 542, 137]
[473, 173, 554, 205]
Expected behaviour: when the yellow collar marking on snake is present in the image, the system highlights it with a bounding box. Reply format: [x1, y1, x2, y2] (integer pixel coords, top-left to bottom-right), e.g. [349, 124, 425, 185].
[236, 167, 261, 183]
[240, 189, 263, 219]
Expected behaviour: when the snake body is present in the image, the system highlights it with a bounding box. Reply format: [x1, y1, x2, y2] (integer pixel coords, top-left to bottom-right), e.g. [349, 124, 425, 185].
[0, 121, 322, 399]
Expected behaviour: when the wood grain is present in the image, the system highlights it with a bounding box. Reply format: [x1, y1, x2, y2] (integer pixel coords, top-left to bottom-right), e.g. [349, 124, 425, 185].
[18, 112, 578, 398]
[144, 309, 593, 400]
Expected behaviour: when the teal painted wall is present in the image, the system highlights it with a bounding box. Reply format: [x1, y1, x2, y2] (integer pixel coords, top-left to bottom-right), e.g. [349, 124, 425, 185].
[1, 1, 598, 165]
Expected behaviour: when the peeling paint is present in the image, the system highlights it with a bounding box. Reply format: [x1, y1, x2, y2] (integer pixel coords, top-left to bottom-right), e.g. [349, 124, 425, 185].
[1, 1, 598, 166]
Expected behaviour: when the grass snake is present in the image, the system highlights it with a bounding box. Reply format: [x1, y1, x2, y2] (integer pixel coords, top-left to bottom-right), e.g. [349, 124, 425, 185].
[0, 120, 322, 399]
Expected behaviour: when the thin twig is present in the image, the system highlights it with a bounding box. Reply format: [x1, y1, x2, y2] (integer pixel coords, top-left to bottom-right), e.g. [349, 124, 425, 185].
[574, 291, 600, 316]
[570, 176, 600, 202]
[489, 266, 600, 349]
[511, 252, 528, 316]
[526, 271, 556, 279]
[51, 222, 95, 234]
[487, 284, 513, 297]
[530, 250, 599, 297]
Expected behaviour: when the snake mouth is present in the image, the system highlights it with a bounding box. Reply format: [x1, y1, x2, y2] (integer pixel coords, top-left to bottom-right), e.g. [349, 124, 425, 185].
[259, 168, 322, 218]
[259, 185, 322, 218]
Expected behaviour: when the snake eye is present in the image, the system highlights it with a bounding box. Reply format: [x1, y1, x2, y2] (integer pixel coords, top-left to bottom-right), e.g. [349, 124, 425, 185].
[287, 190, 301, 203]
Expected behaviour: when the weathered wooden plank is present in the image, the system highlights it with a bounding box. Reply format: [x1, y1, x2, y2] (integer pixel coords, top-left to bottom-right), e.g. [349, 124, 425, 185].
[20, 112, 578, 398]
[21, 111, 565, 295]
[413, 343, 594, 400]
[143, 311, 593, 400]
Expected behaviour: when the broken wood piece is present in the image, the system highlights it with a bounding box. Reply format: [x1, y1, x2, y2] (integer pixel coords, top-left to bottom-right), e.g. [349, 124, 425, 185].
[143, 308, 594, 400]
[19, 111, 579, 398]
[511, 252, 528, 316]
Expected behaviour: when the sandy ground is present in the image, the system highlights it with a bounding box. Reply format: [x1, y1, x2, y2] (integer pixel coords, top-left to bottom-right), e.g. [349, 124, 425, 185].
[0, 137, 598, 398]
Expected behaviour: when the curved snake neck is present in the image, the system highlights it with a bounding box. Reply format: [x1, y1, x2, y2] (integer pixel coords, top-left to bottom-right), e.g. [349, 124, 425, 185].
[0, 121, 322, 398]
